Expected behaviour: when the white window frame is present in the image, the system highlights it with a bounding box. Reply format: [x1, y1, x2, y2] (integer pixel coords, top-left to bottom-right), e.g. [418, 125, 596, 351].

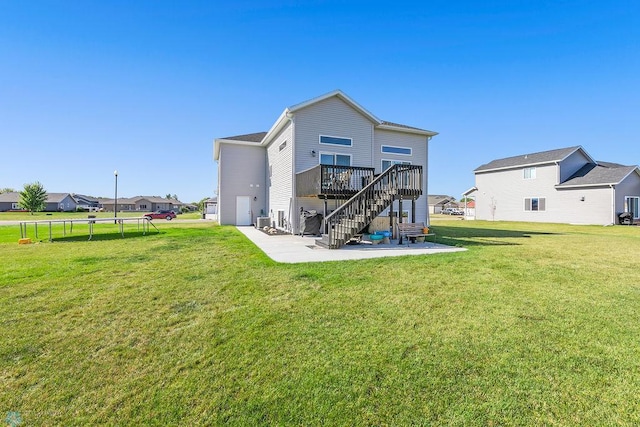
[524, 167, 536, 179]
[320, 152, 352, 166]
[11, 203, 20, 210]
[381, 145, 412, 156]
[279, 140, 287, 151]
[524, 197, 546, 212]
[625, 196, 640, 219]
[319, 134, 352, 147]
[382, 159, 412, 171]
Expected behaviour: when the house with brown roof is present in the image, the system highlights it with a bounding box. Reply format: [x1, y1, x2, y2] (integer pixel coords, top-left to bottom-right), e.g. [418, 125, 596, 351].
[464, 146, 640, 225]
[213, 90, 438, 248]
[101, 196, 182, 213]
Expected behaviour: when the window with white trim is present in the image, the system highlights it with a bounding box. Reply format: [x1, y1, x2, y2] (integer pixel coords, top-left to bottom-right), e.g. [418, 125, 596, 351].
[11, 203, 19, 210]
[381, 145, 412, 156]
[320, 135, 352, 147]
[524, 167, 536, 179]
[524, 197, 545, 211]
[320, 152, 351, 166]
[625, 196, 639, 219]
[382, 159, 411, 170]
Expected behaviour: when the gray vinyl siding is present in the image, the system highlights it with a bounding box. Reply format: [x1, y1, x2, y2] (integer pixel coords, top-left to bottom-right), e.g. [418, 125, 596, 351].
[294, 96, 375, 172]
[217, 143, 266, 225]
[266, 122, 294, 230]
[555, 186, 613, 224]
[615, 172, 640, 217]
[559, 150, 591, 183]
[374, 129, 429, 224]
[292, 96, 375, 231]
[475, 164, 558, 223]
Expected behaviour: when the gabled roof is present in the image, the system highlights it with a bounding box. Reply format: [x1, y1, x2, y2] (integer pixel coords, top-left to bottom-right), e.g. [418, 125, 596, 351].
[0, 192, 74, 203]
[219, 132, 268, 143]
[214, 90, 437, 160]
[101, 196, 181, 204]
[427, 194, 456, 205]
[46, 193, 73, 203]
[288, 89, 381, 123]
[475, 146, 592, 173]
[0, 192, 19, 202]
[556, 163, 640, 188]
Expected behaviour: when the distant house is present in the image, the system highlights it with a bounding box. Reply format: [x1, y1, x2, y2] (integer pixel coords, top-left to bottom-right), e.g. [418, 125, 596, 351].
[46, 193, 78, 212]
[428, 195, 458, 214]
[72, 194, 101, 211]
[0, 192, 21, 211]
[204, 197, 218, 215]
[465, 146, 640, 225]
[101, 196, 182, 213]
[0, 192, 77, 212]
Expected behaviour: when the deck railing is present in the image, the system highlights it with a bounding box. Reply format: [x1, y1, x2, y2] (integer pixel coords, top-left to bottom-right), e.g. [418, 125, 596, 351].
[296, 164, 376, 197]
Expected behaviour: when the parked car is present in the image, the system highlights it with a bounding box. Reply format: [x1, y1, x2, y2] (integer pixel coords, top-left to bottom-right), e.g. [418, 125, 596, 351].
[442, 208, 464, 215]
[144, 210, 176, 220]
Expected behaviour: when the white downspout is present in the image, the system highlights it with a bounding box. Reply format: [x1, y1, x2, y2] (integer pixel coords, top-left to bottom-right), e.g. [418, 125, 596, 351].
[611, 184, 616, 225]
[425, 135, 432, 226]
[287, 112, 296, 233]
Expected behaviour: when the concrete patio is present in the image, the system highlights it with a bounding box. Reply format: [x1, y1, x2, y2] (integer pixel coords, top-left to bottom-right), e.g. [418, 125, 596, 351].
[237, 226, 466, 263]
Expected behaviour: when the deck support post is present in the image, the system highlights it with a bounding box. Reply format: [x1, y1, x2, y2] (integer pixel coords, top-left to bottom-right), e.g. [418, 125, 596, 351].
[398, 195, 404, 245]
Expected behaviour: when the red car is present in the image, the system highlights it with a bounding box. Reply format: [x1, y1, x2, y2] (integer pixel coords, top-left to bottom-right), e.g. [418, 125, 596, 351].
[144, 210, 176, 220]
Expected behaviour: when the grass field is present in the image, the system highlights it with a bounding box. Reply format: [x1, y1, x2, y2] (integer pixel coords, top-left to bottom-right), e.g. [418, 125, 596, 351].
[1, 220, 640, 425]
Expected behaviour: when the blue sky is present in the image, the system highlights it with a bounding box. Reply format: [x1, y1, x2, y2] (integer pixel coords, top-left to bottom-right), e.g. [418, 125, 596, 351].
[1, 1, 638, 203]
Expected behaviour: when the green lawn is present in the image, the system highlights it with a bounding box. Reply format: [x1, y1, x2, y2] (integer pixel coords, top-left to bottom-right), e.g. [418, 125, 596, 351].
[1, 220, 640, 425]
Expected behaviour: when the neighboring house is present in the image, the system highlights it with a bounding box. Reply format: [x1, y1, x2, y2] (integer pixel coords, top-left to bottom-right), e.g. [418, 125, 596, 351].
[72, 193, 101, 211]
[428, 195, 458, 214]
[204, 197, 217, 219]
[214, 90, 438, 248]
[0, 192, 21, 211]
[46, 193, 78, 212]
[0, 192, 77, 212]
[101, 196, 182, 212]
[465, 146, 640, 225]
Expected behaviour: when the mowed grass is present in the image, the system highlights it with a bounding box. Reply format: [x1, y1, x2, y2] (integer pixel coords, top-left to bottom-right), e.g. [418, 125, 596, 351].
[1, 220, 640, 425]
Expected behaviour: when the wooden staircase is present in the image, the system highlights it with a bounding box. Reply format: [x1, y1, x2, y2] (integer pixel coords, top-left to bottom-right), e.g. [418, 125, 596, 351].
[316, 164, 422, 249]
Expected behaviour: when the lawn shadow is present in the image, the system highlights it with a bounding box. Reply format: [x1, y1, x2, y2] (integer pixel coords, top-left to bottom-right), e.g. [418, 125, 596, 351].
[50, 230, 161, 242]
[432, 225, 560, 247]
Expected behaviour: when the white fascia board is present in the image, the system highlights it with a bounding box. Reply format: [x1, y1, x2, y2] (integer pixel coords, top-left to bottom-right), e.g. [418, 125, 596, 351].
[288, 89, 381, 124]
[376, 124, 438, 137]
[462, 186, 478, 196]
[260, 109, 290, 147]
[559, 146, 596, 165]
[554, 182, 618, 189]
[475, 160, 559, 174]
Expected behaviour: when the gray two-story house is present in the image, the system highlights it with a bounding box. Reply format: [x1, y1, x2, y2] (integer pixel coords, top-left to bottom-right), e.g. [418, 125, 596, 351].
[465, 146, 640, 225]
[213, 90, 438, 248]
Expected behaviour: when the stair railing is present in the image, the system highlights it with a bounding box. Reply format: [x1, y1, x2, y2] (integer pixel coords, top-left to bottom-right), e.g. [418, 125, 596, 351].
[323, 164, 422, 248]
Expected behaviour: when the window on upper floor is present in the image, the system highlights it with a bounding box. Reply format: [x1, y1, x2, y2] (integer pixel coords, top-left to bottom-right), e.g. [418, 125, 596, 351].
[320, 152, 351, 166]
[524, 167, 536, 179]
[279, 141, 287, 151]
[524, 197, 545, 211]
[320, 135, 352, 147]
[381, 145, 412, 156]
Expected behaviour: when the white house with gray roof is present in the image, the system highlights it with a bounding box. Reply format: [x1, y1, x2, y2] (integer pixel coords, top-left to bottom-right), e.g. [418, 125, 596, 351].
[213, 90, 438, 248]
[465, 146, 640, 225]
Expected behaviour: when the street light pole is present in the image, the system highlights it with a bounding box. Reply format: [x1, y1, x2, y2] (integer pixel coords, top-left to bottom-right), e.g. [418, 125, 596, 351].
[114, 170, 118, 223]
